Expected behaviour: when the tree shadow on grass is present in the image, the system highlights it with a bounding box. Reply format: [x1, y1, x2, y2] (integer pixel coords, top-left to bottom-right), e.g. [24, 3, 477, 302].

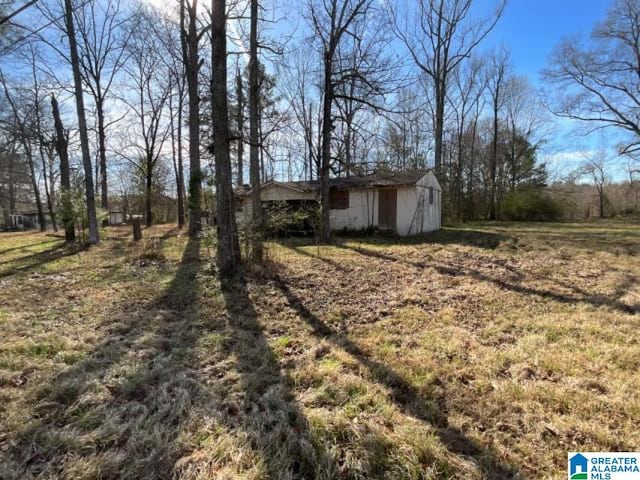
[488, 223, 640, 255]
[1, 236, 330, 479]
[270, 273, 521, 479]
[1, 238, 204, 479]
[338, 243, 639, 315]
[218, 274, 324, 478]
[0, 242, 83, 277]
[282, 244, 350, 272]
[334, 228, 512, 250]
[0, 238, 61, 256]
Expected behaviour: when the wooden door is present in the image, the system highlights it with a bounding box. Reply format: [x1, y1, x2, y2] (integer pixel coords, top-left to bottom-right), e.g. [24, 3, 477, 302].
[378, 189, 397, 229]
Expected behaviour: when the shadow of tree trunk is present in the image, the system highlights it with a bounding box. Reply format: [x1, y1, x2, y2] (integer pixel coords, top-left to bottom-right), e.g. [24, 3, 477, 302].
[338, 243, 638, 315]
[270, 273, 521, 480]
[1, 239, 204, 479]
[218, 274, 329, 478]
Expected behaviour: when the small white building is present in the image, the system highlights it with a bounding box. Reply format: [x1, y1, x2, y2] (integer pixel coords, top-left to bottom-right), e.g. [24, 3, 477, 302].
[108, 211, 125, 225]
[238, 170, 441, 235]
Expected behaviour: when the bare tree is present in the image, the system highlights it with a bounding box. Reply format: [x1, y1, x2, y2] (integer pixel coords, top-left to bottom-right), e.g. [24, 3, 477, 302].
[332, 8, 396, 176]
[504, 75, 549, 191]
[0, 73, 46, 231]
[248, 0, 264, 261]
[307, 0, 374, 242]
[235, 66, 244, 188]
[120, 8, 171, 227]
[64, 0, 99, 243]
[181, 0, 205, 236]
[51, 93, 76, 242]
[626, 158, 640, 211]
[486, 46, 510, 219]
[22, 44, 59, 231]
[388, 0, 506, 180]
[278, 47, 321, 181]
[168, 73, 187, 229]
[545, 0, 640, 155]
[579, 147, 612, 218]
[75, 0, 131, 218]
[154, 11, 187, 229]
[448, 54, 486, 218]
[211, 0, 241, 275]
[0, 140, 29, 228]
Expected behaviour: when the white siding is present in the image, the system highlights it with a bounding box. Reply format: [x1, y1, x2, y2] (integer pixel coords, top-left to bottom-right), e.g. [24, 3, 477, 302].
[238, 172, 442, 235]
[390, 172, 442, 235]
[396, 186, 421, 235]
[330, 188, 377, 231]
[418, 172, 442, 233]
[260, 184, 317, 202]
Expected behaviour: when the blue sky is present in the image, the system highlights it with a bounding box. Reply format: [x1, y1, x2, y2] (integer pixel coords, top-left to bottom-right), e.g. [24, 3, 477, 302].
[480, 0, 610, 84]
[472, 0, 629, 179]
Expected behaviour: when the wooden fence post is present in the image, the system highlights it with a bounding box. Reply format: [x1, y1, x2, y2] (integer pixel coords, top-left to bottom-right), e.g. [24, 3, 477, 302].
[133, 219, 142, 241]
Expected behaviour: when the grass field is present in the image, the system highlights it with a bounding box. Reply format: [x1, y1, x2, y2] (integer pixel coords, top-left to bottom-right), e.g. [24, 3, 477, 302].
[0, 221, 638, 479]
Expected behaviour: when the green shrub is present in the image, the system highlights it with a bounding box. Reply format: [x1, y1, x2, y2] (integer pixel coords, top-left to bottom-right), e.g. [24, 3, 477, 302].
[501, 189, 564, 221]
[263, 201, 320, 237]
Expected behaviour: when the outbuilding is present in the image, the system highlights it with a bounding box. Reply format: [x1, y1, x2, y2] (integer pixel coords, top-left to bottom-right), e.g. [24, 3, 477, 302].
[8, 211, 53, 230]
[108, 211, 125, 225]
[238, 169, 441, 235]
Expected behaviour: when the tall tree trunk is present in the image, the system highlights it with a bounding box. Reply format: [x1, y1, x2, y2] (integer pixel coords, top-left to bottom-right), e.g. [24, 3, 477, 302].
[456, 125, 464, 221]
[345, 112, 352, 177]
[47, 149, 57, 215]
[466, 117, 477, 221]
[320, 50, 333, 243]
[8, 148, 16, 221]
[38, 144, 57, 231]
[434, 80, 445, 181]
[212, 0, 241, 276]
[25, 145, 45, 231]
[490, 98, 498, 220]
[1, 76, 46, 232]
[33, 87, 58, 231]
[182, 0, 202, 237]
[146, 157, 153, 228]
[236, 67, 244, 188]
[1, 192, 10, 229]
[96, 94, 109, 219]
[51, 94, 76, 242]
[177, 89, 186, 228]
[258, 103, 265, 180]
[307, 105, 314, 181]
[170, 80, 186, 229]
[1, 153, 13, 227]
[249, 0, 263, 261]
[64, 0, 99, 244]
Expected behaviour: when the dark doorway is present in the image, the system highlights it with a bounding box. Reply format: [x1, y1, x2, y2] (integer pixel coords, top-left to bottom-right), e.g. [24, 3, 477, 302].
[378, 189, 397, 230]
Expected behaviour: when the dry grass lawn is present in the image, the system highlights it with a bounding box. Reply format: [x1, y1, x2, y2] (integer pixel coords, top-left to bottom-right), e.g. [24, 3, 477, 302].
[0, 221, 638, 479]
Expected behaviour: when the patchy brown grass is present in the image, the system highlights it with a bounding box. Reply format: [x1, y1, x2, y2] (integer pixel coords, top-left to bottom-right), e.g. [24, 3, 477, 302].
[0, 220, 638, 479]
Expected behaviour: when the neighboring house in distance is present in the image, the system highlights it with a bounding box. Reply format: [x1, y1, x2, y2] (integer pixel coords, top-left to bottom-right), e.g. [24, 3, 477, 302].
[108, 193, 178, 225]
[8, 211, 54, 230]
[108, 211, 125, 225]
[237, 169, 441, 236]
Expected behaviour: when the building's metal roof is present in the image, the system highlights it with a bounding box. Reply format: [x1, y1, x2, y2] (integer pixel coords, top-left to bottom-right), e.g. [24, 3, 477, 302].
[237, 169, 432, 195]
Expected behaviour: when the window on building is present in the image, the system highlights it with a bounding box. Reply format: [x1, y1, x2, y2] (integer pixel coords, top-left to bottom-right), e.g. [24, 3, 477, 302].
[429, 186, 434, 205]
[329, 189, 349, 209]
